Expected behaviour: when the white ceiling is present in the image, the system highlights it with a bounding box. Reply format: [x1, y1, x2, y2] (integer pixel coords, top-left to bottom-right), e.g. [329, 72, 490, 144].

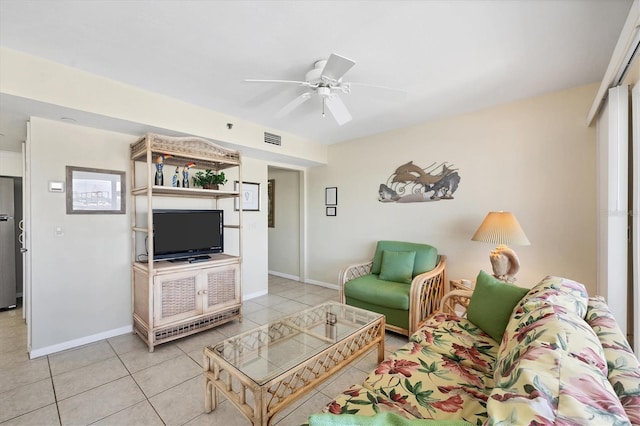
[0, 0, 634, 153]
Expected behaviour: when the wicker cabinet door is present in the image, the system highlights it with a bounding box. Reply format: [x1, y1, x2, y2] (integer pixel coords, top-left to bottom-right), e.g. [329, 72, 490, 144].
[202, 264, 240, 313]
[154, 271, 201, 327]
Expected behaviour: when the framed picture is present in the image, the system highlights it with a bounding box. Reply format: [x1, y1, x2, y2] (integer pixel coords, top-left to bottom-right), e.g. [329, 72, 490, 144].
[326, 206, 337, 216]
[234, 181, 260, 211]
[325, 187, 337, 206]
[66, 166, 126, 214]
[267, 179, 275, 228]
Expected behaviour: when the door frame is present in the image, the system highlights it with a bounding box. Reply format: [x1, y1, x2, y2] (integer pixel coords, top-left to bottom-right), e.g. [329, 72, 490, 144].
[266, 165, 306, 282]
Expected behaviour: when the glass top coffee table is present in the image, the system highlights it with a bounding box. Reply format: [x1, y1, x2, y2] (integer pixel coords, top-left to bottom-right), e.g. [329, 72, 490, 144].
[203, 302, 385, 425]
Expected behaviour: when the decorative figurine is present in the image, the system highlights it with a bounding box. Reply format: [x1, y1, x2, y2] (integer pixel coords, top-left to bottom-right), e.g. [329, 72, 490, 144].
[172, 167, 180, 187]
[183, 162, 195, 188]
[154, 154, 171, 186]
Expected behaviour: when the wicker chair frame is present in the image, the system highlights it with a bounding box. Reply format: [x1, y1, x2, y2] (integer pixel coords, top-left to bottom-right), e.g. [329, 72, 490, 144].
[438, 289, 474, 317]
[339, 255, 447, 336]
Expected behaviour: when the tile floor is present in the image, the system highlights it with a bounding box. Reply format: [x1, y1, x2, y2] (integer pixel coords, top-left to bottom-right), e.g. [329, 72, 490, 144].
[0, 275, 410, 426]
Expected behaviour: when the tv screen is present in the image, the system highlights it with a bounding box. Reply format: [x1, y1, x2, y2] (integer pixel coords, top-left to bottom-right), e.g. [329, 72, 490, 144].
[153, 209, 223, 261]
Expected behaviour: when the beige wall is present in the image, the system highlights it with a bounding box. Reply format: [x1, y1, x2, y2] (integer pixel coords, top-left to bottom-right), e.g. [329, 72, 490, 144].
[307, 84, 598, 293]
[0, 150, 22, 177]
[29, 118, 133, 354]
[234, 156, 269, 300]
[267, 168, 301, 279]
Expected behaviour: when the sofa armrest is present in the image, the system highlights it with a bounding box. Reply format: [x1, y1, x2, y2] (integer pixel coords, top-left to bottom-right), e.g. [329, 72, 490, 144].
[439, 289, 474, 317]
[339, 260, 373, 303]
[408, 255, 447, 335]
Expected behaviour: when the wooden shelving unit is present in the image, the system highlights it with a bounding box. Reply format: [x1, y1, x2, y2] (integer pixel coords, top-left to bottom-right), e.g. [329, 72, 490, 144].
[130, 133, 243, 351]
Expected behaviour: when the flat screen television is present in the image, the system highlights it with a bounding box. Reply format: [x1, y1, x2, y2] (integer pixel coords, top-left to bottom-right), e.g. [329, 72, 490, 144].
[152, 209, 223, 261]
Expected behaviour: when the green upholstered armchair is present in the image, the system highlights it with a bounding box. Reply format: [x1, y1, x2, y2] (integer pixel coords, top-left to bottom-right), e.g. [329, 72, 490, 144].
[339, 241, 447, 336]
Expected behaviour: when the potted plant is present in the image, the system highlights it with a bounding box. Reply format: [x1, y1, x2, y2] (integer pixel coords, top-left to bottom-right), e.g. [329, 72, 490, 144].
[192, 169, 227, 190]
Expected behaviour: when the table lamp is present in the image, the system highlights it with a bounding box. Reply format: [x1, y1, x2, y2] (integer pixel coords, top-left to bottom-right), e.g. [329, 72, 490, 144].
[471, 211, 530, 283]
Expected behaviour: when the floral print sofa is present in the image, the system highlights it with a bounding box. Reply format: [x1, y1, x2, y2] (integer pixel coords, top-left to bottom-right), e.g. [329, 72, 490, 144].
[313, 276, 640, 425]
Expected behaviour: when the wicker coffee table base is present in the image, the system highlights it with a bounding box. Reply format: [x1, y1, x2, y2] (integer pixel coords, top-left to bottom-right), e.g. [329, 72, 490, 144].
[203, 316, 385, 426]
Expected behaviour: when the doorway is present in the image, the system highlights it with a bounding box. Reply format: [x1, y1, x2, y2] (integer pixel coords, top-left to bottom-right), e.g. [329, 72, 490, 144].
[0, 176, 23, 310]
[267, 167, 303, 281]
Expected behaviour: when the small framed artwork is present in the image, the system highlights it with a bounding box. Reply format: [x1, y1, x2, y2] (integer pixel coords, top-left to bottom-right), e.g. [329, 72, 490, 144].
[326, 206, 337, 216]
[66, 166, 126, 214]
[267, 179, 275, 228]
[234, 181, 260, 211]
[325, 187, 337, 206]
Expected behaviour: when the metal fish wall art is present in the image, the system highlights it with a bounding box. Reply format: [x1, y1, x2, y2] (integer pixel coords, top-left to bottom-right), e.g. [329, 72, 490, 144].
[378, 161, 461, 203]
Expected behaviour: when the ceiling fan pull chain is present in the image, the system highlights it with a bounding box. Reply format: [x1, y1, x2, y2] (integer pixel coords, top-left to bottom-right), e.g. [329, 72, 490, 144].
[322, 97, 326, 118]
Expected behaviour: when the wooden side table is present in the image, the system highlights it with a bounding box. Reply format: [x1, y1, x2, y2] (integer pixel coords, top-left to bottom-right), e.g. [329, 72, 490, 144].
[449, 279, 475, 293]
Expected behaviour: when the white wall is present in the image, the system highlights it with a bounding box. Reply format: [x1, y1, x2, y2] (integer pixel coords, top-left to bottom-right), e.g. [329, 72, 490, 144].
[307, 84, 598, 294]
[0, 150, 22, 177]
[268, 168, 300, 279]
[29, 118, 133, 354]
[236, 157, 269, 299]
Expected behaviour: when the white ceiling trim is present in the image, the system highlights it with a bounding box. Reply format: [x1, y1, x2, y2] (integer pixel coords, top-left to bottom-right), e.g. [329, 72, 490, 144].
[588, 0, 640, 125]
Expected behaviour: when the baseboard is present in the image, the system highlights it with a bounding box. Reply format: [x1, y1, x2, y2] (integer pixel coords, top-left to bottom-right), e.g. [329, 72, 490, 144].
[29, 324, 133, 359]
[268, 271, 339, 291]
[243, 289, 268, 301]
[267, 270, 301, 281]
[304, 278, 339, 291]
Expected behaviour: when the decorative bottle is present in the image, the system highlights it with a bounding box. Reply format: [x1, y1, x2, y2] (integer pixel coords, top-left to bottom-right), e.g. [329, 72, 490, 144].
[326, 312, 337, 340]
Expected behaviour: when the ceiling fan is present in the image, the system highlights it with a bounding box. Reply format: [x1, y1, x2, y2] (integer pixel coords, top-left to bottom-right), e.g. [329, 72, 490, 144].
[245, 53, 363, 126]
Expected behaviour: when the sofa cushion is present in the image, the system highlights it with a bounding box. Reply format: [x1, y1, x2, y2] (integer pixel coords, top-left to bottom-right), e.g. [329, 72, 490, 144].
[517, 275, 589, 317]
[346, 298, 410, 331]
[379, 250, 416, 284]
[466, 270, 528, 343]
[410, 312, 498, 376]
[362, 340, 493, 423]
[490, 277, 632, 425]
[489, 336, 561, 423]
[371, 241, 437, 277]
[496, 276, 592, 376]
[322, 384, 418, 419]
[586, 296, 640, 424]
[489, 304, 630, 425]
[558, 356, 630, 424]
[344, 275, 410, 310]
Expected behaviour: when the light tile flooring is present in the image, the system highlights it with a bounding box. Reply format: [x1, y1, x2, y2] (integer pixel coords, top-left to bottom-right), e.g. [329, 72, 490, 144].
[0, 275, 409, 425]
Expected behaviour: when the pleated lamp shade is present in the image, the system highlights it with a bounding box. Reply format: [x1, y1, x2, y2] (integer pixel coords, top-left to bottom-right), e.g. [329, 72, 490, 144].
[471, 211, 530, 246]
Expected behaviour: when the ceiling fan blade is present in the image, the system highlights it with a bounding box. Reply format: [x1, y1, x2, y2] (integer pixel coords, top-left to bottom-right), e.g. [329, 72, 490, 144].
[321, 53, 356, 83]
[244, 79, 311, 87]
[325, 94, 352, 126]
[275, 92, 312, 118]
[349, 82, 407, 96]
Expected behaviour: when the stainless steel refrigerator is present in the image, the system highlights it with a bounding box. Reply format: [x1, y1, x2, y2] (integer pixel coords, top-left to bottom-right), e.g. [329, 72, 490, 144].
[0, 177, 17, 309]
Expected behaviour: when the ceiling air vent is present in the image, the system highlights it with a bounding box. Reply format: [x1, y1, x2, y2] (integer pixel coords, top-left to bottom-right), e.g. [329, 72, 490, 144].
[264, 132, 281, 146]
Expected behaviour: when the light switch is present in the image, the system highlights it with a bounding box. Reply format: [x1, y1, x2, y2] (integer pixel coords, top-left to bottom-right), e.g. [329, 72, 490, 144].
[55, 226, 64, 237]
